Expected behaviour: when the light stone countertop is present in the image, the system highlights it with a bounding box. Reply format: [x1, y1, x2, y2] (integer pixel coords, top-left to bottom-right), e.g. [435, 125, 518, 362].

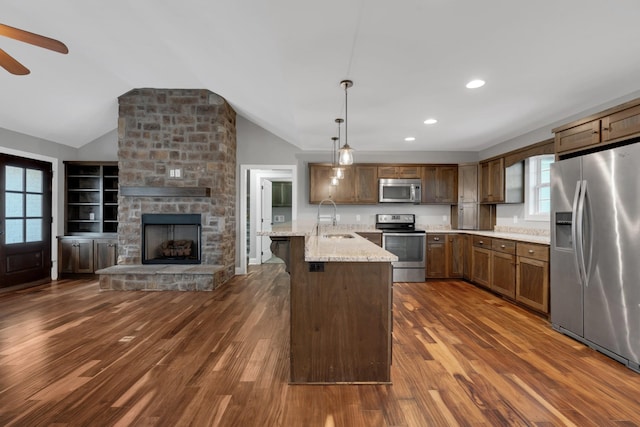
[258, 222, 396, 262]
[259, 221, 549, 264]
[416, 224, 550, 245]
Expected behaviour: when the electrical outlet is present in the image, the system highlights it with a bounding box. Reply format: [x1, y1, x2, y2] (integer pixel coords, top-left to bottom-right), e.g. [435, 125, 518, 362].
[442, 215, 447, 222]
[356, 215, 361, 222]
[513, 215, 518, 224]
[336, 214, 340, 222]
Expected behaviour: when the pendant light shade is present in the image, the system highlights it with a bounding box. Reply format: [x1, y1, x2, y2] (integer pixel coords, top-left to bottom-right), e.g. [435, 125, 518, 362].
[329, 136, 340, 186]
[338, 80, 354, 165]
[332, 121, 345, 179]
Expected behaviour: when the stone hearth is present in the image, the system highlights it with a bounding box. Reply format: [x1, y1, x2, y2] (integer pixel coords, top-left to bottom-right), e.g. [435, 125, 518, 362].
[98, 88, 236, 291]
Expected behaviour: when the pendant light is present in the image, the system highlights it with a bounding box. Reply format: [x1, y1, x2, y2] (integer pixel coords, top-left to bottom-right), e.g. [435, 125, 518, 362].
[333, 118, 345, 179]
[338, 80, 354, 165]
[330, 136, 340, 186]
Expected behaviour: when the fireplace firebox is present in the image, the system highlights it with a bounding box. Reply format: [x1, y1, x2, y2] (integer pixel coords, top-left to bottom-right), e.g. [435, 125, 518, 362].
[141, 214, 202, 264]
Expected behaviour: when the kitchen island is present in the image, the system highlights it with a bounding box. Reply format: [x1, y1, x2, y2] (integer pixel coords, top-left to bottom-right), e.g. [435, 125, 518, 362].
[261, 223, 397, 384]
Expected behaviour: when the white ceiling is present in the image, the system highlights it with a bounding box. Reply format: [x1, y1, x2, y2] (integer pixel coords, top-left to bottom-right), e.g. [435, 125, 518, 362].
[2, 0, 640, 152]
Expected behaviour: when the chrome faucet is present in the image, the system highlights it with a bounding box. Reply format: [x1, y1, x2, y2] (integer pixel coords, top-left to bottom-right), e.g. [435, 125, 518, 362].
[317, 198, 338, 235]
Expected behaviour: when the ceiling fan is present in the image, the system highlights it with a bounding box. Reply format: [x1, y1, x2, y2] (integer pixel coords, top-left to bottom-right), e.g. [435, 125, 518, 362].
[0, 23, 68, 75]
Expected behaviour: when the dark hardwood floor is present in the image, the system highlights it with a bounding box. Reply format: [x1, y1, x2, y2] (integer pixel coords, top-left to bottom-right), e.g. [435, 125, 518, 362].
[1, 264, 639, 426]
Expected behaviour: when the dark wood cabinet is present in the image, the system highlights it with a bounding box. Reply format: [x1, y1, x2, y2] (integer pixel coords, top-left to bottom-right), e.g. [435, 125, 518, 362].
[426, 234, 446, 278]
[354, 165, 378, 203]
[59, 238, 94, 274]
[309, 164, 355, 204]
[516, 242, 549, 314]
[458, 163, 478, 203]
[479, 158, 505, 203]
[491, 239, 516, 299]
[462, 234, 472, 280]
[422, 165, 458, 204]
[447, 234, 464, 278]
[309, 164, 377, 204]
[94, 239, 118, 271]
[471, 236, 492, 288]
[425, 233, 463, 279]
[59, 237, 117, 276]
[555, 121, 602, 154]
[554, 98, 640, 156]
[377, 165, 421, 179]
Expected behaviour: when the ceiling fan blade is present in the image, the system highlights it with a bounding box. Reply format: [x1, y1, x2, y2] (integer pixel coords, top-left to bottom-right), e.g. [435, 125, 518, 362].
[0, 23, 68, 54]
[0, 48, 30, 75]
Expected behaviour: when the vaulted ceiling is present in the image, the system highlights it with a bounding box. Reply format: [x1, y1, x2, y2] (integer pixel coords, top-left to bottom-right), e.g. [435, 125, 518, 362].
[2, 0, 640, 152]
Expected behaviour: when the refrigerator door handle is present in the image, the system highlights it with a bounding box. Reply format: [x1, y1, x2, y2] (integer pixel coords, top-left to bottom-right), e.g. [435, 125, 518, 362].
[576, 179, 589, 286]
[571, 180, 585, 285]
[581, 180, 593, 285]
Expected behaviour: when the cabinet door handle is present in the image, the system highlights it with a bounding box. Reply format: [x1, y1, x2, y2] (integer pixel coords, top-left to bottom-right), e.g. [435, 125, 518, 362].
[433, 237, 440, 241]
[500, 244, 506, 248]
[479, 240, 484, 245]
[592, 130, 599, 134]
[528, 249, 534, 254]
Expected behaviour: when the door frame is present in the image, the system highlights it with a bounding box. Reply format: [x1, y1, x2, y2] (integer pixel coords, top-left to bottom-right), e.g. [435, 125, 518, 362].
[1, 152, 54, 286]
[238, 164, 297, 275]
[0, 147, 59, 281]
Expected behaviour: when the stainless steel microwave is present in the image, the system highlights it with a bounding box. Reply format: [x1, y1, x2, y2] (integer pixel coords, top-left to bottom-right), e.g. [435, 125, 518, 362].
[378, 179, 422, 204]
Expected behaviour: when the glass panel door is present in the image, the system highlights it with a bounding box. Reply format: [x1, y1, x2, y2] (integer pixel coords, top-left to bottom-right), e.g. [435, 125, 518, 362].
[0, 153, 52, 287]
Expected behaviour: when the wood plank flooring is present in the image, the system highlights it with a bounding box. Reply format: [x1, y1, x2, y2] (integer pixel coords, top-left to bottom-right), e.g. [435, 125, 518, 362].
[1, 264, 639, 426]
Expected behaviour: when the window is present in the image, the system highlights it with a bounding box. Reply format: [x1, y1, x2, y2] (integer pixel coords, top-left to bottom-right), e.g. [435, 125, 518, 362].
[4, 165, 44, 244]
[525, 154, 554, 221]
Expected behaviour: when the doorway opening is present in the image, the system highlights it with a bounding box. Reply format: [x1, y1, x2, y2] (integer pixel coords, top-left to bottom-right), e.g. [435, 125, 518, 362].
[238, 165, 297, 275]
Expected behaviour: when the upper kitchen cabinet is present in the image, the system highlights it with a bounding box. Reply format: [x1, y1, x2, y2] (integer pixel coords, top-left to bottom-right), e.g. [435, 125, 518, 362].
[479, 157, 523, 204]
[309, 164, 355, 204]
[554, 98, 640, 157]
[377, 165, 421, 179]
[479, 158, 504, 203]
[457, 163, 478, 203]
[353, 165, 378, 203]
[64, 161, 118, 235]
[308, 164, 377, 204]
[421, 165, 458, 204]
[272, 181, 292, 207]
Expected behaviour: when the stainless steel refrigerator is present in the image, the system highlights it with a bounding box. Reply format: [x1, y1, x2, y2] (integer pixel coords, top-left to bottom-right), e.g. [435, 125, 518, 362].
[551, 143, 640, 372]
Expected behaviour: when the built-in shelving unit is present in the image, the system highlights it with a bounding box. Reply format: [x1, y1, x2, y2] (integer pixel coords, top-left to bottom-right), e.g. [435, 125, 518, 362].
[64, 161, 119, 235]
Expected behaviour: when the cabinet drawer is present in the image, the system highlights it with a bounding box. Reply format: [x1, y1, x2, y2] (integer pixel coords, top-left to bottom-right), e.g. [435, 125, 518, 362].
[492, 238, 515, 254]
[427, 234, 445, 244]
[472, 236, 492, 248]
[517, 242, 549, 262]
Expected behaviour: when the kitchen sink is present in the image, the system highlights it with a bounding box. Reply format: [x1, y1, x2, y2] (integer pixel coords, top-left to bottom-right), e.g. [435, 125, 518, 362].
[321, 233, 355, 239]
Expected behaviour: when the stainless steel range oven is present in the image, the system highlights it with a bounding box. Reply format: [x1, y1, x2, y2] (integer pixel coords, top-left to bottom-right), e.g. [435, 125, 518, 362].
[376, 214, 426, 282]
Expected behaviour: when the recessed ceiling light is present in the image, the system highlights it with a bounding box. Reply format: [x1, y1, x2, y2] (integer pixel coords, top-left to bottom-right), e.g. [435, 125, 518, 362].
[423, 118, 438, 125]
[466, 79, 485, 89]
[404, 137, 416, 142]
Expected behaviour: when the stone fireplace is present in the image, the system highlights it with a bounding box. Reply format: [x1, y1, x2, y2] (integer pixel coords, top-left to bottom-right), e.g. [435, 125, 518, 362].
[97, 88, 236, 291]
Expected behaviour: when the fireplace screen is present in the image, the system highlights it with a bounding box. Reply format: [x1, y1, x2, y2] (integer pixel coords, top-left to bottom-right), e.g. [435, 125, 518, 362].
[141, 214, 201, 264]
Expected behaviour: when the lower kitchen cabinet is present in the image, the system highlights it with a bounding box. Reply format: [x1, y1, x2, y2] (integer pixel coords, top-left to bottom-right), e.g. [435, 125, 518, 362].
[490, 239, 516, 299]
[426, 234, 446, 278]
[425, 233, 464, 279]
[462, 234, 472, 280]
[471, 237, 492, 288]
[447, 234, 464, 278]
[58, 237, 117, 276]
[516, 242, 550, 314]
